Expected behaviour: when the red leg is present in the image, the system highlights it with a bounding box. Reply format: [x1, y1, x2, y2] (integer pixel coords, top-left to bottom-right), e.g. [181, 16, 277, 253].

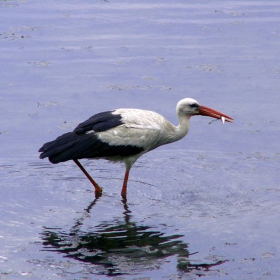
[73, 159, 102, 194]
[121, 171, 130, 197]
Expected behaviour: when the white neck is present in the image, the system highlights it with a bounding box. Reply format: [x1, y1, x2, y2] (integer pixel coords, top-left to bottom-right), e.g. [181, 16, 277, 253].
[160, 114, 190, 146]
[174, 114, 191, 142]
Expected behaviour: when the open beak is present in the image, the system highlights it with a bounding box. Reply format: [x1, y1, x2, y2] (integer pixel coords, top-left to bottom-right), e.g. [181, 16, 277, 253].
[199, 105, 234, 123]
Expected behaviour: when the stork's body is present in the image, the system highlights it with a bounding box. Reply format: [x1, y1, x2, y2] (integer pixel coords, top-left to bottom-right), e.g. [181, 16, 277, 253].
[39, 98, 233, 196]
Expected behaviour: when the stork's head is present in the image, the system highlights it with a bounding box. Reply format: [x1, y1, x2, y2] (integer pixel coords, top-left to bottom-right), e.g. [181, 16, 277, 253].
[176, 98, 234, 123]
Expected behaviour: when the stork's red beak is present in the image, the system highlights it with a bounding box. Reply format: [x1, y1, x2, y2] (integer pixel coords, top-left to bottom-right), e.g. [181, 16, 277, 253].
[199, 105, 234, 123]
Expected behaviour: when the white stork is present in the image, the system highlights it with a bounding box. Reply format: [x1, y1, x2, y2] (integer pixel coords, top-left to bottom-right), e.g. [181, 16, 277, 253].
[39, 98, 233, 196]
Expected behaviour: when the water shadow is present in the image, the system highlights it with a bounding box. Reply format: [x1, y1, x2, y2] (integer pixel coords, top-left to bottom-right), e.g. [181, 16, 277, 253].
[41, 196, 226, 276]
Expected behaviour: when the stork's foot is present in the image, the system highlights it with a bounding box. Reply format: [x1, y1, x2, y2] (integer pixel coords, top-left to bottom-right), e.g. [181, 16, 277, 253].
[121, 171, 129, 197]
[93, 182, 102, 198]
[121, 184, 127, 197]
[94, 189, 103, 199]
[73, 159, 103, 194]
[121, 191, 127, 198]
[93, 184, 103, 194]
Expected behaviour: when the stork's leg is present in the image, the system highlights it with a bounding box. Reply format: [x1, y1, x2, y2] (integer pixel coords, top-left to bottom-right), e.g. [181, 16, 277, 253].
[73, 159, 102, 194]
[121, 171, 130, 197]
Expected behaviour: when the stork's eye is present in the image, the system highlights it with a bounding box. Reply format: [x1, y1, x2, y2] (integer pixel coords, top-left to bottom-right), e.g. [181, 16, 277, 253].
[189, 103, 199, 109]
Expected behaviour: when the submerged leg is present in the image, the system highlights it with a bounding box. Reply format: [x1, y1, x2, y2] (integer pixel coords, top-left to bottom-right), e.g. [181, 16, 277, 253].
[73, 159, 102, 194]
[121, 171, 130, 197]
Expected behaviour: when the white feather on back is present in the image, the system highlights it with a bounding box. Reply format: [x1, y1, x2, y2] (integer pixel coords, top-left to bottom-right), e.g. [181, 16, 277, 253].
[96, 109, 172, 151]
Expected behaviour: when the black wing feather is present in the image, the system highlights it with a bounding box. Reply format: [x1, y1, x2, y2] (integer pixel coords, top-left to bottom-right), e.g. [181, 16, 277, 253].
[74, 111, 123, 134]
[39, 110, 143, 164]
[39, 132, 143, 164]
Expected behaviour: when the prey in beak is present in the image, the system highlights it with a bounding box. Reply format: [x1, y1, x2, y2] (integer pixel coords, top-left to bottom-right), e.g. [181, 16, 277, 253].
[199, 105, 234, 124]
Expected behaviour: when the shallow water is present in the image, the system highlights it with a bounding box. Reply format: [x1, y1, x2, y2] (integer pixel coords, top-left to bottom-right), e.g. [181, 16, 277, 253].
[1, 0, 280, 279]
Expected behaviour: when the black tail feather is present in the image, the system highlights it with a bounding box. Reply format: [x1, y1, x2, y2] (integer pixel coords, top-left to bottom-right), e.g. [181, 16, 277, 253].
[39, 131, 144, 164]
[39, 132, 101, 164]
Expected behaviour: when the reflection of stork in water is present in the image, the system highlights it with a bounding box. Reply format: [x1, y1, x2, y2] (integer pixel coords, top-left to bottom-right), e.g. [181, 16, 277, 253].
[41, 197, 227, 276]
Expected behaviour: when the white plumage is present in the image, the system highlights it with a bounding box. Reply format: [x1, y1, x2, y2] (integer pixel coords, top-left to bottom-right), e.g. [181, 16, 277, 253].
[39, 98, 233, 196]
